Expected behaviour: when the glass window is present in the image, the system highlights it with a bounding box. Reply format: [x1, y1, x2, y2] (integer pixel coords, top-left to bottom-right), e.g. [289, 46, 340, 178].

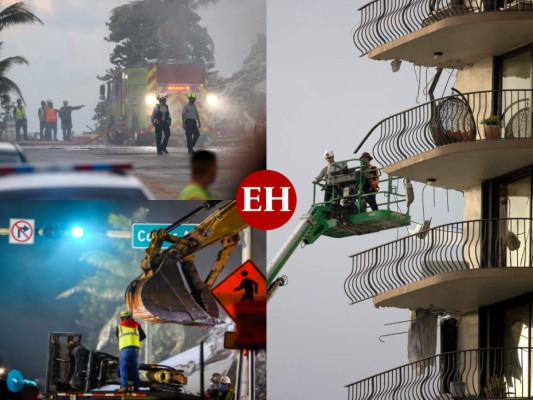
[504, 303, 531, 397]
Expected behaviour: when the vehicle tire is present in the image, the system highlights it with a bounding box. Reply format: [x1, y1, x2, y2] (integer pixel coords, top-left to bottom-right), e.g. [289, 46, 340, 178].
[108, 129, 124, 145]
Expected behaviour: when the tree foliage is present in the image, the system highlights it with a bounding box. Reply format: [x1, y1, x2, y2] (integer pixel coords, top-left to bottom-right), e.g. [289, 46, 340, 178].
[101, 0, 217, 80]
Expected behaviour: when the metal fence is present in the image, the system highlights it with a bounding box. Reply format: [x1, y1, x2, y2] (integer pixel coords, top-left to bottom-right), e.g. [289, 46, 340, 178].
[354, 0, 533, 55]
[346, 347, 533, 400]
[345, 218, 533, 304]
[353, 89, 532, 167]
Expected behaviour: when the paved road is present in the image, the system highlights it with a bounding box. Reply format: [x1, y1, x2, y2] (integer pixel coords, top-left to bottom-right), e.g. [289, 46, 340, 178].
[20, 142, 261, 199]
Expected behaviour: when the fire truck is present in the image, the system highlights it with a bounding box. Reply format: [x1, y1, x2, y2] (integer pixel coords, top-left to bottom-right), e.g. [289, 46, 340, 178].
[102, 62, 219, 146]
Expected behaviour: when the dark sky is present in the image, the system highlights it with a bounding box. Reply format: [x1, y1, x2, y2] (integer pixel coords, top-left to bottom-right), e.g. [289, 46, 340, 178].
[0, 200, 265, 380]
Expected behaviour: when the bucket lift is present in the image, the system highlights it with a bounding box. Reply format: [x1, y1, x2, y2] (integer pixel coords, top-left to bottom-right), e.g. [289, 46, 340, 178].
[267, 158, 411, 298]
[126, 201, 248, 326]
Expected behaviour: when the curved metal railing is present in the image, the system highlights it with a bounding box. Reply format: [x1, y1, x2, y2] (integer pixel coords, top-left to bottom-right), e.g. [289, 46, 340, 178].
[354, 0, 533, 55]
[353, 89, 532, 167]
[346, 347, 532, 400]
[345, 218, 533, 304]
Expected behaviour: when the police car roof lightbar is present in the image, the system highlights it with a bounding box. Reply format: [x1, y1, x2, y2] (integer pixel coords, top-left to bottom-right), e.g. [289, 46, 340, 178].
[0, 163, 133, 175]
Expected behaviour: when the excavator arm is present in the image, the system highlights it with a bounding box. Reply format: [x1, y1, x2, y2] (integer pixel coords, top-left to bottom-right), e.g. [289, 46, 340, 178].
[126, 201, 249, 326]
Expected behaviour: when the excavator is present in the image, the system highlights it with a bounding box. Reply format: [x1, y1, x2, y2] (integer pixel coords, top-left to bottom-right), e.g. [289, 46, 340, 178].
[267, 157, 413, 300]
[126, 200, 249, 326]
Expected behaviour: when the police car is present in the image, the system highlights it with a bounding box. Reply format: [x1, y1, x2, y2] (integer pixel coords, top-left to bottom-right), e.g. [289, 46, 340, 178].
[0, 142, 27, 164]
[0, 163, 156, 199]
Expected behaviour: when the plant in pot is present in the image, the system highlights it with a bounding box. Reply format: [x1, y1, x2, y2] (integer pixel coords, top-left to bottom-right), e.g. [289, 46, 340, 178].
[481, 115, 502, 140]
[483, 375, 506, 399]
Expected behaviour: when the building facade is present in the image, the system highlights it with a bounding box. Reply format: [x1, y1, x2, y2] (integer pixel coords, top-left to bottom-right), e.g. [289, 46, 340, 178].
[347, 1, 533, 398]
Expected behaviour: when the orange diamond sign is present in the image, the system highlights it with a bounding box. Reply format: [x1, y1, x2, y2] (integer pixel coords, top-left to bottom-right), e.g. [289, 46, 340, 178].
[211, 260, 266, 322]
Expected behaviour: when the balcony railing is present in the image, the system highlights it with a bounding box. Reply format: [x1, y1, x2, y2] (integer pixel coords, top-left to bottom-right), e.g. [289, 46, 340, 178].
[354, 89, 532, 168]
[344, 218, 533, 304]
[346, 347, 532, 400]
[354, 0, 533, 55]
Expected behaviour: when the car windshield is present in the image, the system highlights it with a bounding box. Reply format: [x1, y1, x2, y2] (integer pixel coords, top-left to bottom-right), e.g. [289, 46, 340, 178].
[0, 188, 149, 200]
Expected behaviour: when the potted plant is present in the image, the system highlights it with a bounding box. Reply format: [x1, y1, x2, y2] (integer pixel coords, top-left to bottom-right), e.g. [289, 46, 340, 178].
[483, 376, 506, 399]
[481, 115, 502, 140]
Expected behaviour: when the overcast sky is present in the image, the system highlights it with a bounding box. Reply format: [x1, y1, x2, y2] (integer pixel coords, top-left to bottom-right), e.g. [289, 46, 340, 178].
[1, 0, 265, 133]
[267, 1, 464, 399]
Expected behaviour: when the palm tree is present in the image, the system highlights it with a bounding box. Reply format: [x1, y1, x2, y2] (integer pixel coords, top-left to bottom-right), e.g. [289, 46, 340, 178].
[0, 2, 42, 101]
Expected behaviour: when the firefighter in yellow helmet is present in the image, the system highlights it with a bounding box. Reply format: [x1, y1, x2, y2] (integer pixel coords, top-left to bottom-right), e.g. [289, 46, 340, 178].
[115, 310, 146, 392]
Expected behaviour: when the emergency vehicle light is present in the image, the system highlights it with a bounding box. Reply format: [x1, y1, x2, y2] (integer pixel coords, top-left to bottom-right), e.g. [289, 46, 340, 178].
[167, 85, 191, 92]
[0, 163, 133, 175]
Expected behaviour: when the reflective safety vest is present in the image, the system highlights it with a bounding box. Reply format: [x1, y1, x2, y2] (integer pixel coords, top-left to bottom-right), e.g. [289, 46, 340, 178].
[179, 183, 216, 200]
[369, 164, 380, 191]
[45, 108, 58, 123]
[15, 106, 26, 120]
[118, 325, 141, 349]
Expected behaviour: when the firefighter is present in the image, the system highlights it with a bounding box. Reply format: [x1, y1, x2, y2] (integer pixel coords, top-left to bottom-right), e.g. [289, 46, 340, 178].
[116, 310, 146, 393]
[179, 150, 217, 200]
[152, 93, 171, 155]
[14, 99, 27, 141]
[312, 150, 347, 202]
[58, 100, 84, 141]
[359, 151, 380, 211]
[44, 100, 59, 141]
[182, 93, 201, 155]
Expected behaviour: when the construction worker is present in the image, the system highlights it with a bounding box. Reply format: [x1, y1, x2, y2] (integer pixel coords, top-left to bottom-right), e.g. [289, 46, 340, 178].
[312, 150, 347, 202]
[216, 376, 235, 400]
[44, 100, 59, 141]
[58, 100, 84, 141]
[14, 99, 27, 141]
[115, 310, 146, 392]
[359, 151, 380, 211]
[179, 150, 217, 200]
[37, 100, 46, 140]
[182, 93, 201, 155]
[205, 373, 222, 399]
[152, 93, 171, 155]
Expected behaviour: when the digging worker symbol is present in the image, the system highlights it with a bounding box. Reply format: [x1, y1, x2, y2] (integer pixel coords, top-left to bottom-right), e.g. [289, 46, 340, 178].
[233, 270, 258, 301]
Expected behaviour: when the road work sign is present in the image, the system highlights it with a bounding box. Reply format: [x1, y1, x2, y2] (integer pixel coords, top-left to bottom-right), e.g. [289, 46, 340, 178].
[9, 219, 35, 245]
[131, 223, 197, 249]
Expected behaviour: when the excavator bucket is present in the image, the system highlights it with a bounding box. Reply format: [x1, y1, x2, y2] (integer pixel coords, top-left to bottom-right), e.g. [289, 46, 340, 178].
[126, 258, 222, 326]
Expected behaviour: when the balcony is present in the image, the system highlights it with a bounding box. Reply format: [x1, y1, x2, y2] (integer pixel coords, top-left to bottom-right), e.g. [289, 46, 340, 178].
[346, 347, 532, 400]
[355, 0, 533, 67]
[344, 218, 533, 312]
[354, 89, 533, 190]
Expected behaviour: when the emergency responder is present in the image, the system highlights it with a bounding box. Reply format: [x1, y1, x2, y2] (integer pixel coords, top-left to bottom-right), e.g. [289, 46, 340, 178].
[216, 376, 235, 400]
[152, 93, 171, 155]
[58, 100, 84, 141]
[179, 150, 217, 200]
[115, 310, 146, 393]
[182, 93, 201, 154]
[205, 373, 222, 399]
[360, 152, 380, 211]
[14, 99, 27, 141]
[44, 100, 59, 141]
[312, 150, 347, 202]
[37, 100, 46, 140]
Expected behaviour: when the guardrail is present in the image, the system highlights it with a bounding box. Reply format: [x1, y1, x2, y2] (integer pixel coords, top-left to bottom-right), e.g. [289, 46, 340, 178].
[353, 89, 532, 167]
[346, 347, 532, 400]
[344, 218, 533, 304]
[354, 0, 533, 55]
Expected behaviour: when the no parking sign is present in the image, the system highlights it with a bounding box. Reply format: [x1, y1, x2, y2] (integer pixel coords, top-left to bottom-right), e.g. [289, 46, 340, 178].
[9, 219, 35, 245]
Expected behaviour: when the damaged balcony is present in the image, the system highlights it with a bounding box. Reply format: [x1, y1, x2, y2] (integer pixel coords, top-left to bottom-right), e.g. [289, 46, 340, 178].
[354, 89, 533, 190]
[346, 347, 532, 400]
[344, 218, 533, 313]
[354, 0, 533, 68]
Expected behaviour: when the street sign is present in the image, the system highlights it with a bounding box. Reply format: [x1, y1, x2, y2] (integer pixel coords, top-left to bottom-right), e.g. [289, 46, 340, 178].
[211, 260, 266, 322]
[131, 223, 197, 249]
[9, 219, 35, 245]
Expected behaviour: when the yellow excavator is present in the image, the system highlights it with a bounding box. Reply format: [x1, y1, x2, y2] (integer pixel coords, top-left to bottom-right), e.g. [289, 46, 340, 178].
[126, 200, 249, 326]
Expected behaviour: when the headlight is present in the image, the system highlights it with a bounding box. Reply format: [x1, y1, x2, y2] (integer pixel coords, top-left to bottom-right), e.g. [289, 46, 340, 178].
[206, 94, 218, 107]
[145, 94, 157, 106]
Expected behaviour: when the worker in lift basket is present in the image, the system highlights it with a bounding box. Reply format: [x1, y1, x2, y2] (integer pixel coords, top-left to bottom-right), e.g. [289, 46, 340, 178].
[206, 375, 235, 400]
[312, 149, 347, 202]
[116, 310, 146, 392]
[359, 151, 380, 211]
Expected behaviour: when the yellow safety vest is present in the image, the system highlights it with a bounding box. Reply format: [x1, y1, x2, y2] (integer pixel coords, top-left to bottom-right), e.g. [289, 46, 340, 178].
[179, 183, 216, 200]
[15, 106, 26, 120]
[118, 325, 141, 349]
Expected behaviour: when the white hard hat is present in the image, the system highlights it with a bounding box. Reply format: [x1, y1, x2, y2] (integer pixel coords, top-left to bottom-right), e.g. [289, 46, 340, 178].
[220, 376, 231, 384]
[157, 92, 168, 100]
[324, 150, 334, 158]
